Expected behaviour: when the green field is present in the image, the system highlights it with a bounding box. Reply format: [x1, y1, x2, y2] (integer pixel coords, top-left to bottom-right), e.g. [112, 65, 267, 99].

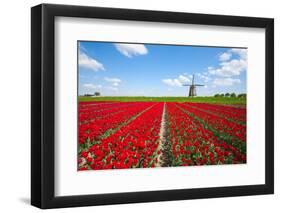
[78, 96, 246, 105]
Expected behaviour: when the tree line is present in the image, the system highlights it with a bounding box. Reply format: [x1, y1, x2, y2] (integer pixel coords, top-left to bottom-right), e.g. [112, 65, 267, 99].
[214, 93, 246, 98]
[84, 92, 101, 96]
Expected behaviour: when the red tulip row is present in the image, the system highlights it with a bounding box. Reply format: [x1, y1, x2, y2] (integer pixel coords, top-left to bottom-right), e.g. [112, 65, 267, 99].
[79, 102, 140, 124]
[79, 101, 130, 116]
[184, 102, 246, 124]
[78, 102, 154, 145]
[166, 103, 246, 166]
[79, 102, 164, 170]
[178, 103, 246, 143]
[79, 101, 114, 111]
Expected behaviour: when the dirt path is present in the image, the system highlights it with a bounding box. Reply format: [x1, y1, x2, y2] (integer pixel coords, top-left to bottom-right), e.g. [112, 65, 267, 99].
[155, 102, 166, 167]
[155, 102, 174, 167]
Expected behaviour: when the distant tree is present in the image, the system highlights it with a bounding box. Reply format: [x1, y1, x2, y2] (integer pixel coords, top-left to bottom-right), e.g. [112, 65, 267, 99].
[238, 93, 246, 98]
[94, 92, 101, 96]
[214, 94, 220, 97]
[230, 92, 236, 98]
[220, 93, 225, 97]
[225, 93, 230, 97]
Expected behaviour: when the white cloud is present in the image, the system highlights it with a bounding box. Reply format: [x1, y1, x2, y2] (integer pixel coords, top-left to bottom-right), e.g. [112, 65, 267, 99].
[104, 77, 122, 86]
[162, 79, 181, 87]
[213, 78, 241, 86]
[204, 48, 248, 90]
[197, 73, 210, 83]
[208, 59, 247, 77]
[114, 44, 148, 57]
[83, 83, 102, 89]
[162, 74, 190, 87]
[230, 48, 247, 60]
[79, 43, 87, 53]
[219, 52, 232, 61]
[178, 75, 190, 83]
[79, 52, 105, 71]
[208, 48, 247, 78]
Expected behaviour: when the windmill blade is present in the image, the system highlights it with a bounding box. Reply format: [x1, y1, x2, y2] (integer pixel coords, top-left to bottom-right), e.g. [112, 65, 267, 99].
[192, 74, 194, 85]
[194, 84, 205, 86]
[182, 84, 191, 86]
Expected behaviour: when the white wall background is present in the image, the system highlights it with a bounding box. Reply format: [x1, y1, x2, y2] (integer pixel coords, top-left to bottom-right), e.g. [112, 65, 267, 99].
[0, 0, 279, 212]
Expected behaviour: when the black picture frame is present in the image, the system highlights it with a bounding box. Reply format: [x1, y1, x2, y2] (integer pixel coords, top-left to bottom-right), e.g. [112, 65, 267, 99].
[31, 3, 274, 209]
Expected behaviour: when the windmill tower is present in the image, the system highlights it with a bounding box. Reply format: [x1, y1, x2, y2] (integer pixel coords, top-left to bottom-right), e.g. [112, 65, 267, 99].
[182, 75, 204, 97]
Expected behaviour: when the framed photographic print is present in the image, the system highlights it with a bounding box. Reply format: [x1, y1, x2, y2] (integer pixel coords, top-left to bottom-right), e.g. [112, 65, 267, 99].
[31, 3, 274, 209]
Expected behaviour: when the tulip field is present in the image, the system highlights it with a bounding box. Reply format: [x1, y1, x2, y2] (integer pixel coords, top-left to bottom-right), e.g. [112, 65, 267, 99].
[78, 100, 246, 171]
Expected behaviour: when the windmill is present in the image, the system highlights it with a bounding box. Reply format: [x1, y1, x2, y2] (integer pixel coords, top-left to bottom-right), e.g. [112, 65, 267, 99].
[182, 75, 204, 97]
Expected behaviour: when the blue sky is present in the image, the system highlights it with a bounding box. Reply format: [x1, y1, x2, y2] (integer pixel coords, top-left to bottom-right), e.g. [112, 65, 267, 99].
[78, 41, 247, 96]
